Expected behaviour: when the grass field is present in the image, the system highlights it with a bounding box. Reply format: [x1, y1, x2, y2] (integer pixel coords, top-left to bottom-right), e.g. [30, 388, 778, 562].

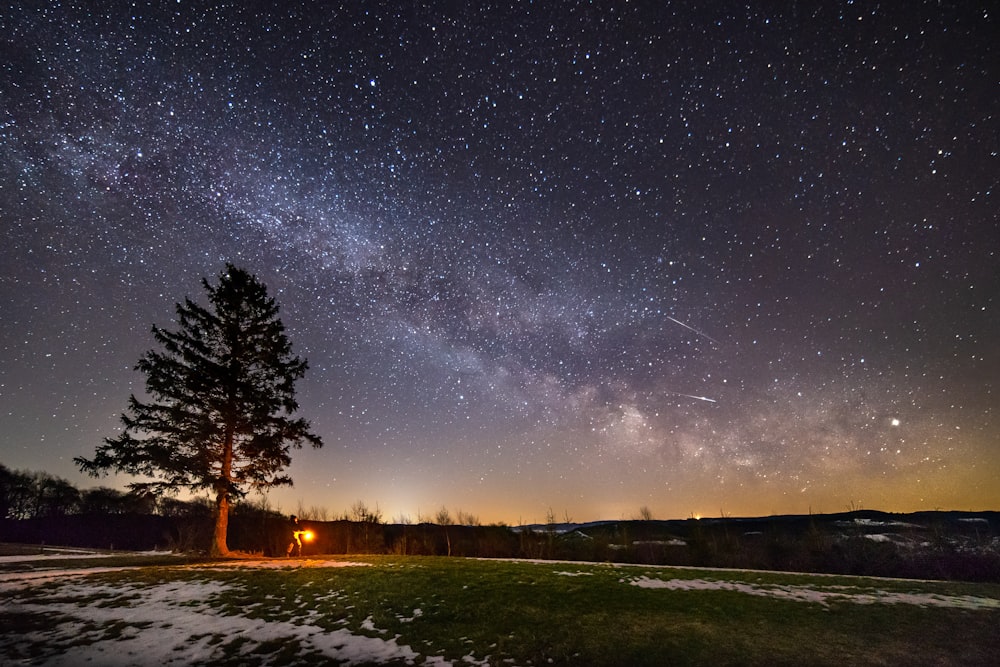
[2, 548, 999, 666]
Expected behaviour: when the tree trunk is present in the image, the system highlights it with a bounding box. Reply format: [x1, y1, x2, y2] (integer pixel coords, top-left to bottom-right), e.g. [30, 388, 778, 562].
[212, 428, 235, 557]
[212, 491, 230, 556]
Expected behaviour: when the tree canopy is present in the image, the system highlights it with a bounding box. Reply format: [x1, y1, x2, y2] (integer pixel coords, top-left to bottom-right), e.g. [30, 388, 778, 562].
[77, 264, 322, 555]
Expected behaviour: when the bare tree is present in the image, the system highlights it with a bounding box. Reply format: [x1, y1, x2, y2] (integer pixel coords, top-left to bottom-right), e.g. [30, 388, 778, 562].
[349, 500, 382, 524]
[296, 499, 312, 520]
[456, 509, 480, 526]
[436, 506, 453, 556]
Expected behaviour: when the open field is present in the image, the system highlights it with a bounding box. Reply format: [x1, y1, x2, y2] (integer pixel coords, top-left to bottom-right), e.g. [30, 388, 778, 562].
[2, 547, 999, 666]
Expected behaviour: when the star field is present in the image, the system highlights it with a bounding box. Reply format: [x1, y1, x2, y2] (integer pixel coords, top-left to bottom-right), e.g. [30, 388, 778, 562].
[1, 2, 997, 523]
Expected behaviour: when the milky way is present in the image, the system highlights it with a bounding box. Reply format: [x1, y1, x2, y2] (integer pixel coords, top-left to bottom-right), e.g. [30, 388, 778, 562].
[1, 2, 996, 523]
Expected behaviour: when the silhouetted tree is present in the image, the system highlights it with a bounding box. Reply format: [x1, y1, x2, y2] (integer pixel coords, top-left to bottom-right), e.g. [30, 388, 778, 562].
[349, 500, 383, 524]
[0, 464, 14, 519]
[436, 506, 454, 556]
[78, 487, 125, 514]
[0, 464, 32, 519]
[76, 265, 322, 556]
[34, 474, 81, 517]
[0, 468, 80, 519]
[347, 500, 383, 552]
[78, 487, 154, 514]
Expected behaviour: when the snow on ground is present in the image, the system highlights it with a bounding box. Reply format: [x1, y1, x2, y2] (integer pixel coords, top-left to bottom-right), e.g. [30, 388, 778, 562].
[0, 552, 147, 563]
[3, 552, 998, 665]
[627, 576, 1000, 610]
[0, 558, 467, 667]
[3, 577, 437, 666]
[0, 566, 151, 589]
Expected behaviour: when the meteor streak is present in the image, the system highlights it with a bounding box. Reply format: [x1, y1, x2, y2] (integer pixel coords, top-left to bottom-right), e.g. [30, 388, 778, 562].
[669, 392, 718, 403]
[667, 316, 719, 346]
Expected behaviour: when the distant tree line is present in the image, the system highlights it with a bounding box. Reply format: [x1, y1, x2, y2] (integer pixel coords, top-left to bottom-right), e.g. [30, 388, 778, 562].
[0, 463, 195, 520]
[0, 463, 501, 556]
[3, 463, 999, 583]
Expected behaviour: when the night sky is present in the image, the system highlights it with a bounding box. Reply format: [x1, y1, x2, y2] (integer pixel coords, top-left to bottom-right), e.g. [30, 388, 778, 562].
[2, 2, 997, 524]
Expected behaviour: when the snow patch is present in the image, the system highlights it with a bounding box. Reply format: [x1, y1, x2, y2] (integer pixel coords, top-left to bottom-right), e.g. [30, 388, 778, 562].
[0, 562, 470, 666]
[628, 576, 1000, 610]
[398, 608, 424, 622]
[864, 533, 892, 542]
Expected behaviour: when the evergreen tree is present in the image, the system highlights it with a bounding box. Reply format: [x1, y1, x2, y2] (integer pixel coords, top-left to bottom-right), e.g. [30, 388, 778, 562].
[77, 265, 322, 555]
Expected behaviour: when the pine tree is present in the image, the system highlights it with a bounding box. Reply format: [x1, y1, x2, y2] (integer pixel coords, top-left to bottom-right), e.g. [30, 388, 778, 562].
[77, 265, 322, 556]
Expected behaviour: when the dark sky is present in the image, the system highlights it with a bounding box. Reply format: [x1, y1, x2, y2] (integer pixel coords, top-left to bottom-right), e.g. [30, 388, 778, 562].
[1, 2, 996, 523]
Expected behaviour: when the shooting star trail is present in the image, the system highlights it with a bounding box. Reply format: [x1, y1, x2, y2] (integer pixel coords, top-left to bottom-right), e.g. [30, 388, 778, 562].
[668, 392, 718, 403]
[667, 316, 720, 346]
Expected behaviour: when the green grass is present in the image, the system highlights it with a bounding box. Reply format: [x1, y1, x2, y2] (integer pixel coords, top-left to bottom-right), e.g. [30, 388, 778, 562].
[2, 554, 998, 666]
[323, 558, 1000, 665]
